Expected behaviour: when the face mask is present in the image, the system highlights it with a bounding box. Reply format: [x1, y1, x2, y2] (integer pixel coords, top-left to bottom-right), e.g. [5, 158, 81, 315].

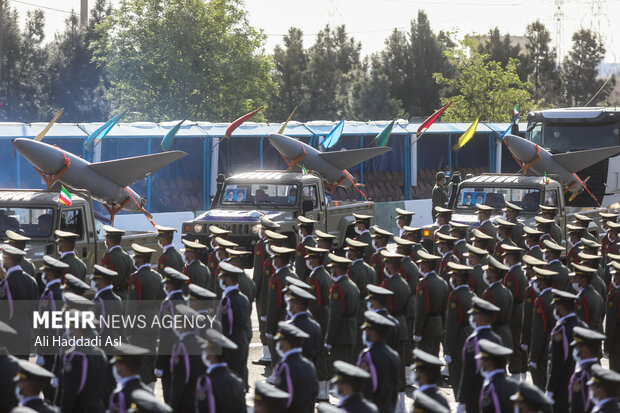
[466, 258, 472, 267]
[572, 282, 581, 292]
[158, 240, 165, 249]
[383, 268, 390, 278]
[91, 280, 98, 291]
[496, 234, 502, 241]
[371, 240, 377, 250]
[276, 341, 285, 357]
[366, 301, 374, 311]
[305, 259, 312, 270]
[362, 330, 371, 347]
[265, 244, 271, 255]
[210, 240, 216, 250]
[216, 251, 224, 262]
[218, 279, 227, 291]
[612, 279, 619, 289]
[335, 384, 345, 399]
[480, 368, 490, 379]
[57, 247, 63, 256]
[503, 258, 510, 266]
[42, 273, 48, 284]
[112, 366, 122, 382]
[469, 314, 477, 329]
[543, 253, 548, 262]
[553, 308, 561, 320]
[201, 354, 211, 367]
[354, 226, 362, 235]
[286, 302, 293, 317]
[15, 386, 24, 401]
[483, 272, 491, 285]
[572, 347, 581, 362]
[449, 278, 456, 289]
[532, 282, 541, 294]
[412, 371, 420, 387]
[589, 389, 599, 405]
[298, 230, 304, 238]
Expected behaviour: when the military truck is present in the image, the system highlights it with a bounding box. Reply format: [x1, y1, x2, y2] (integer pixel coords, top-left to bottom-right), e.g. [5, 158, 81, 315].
[0, 189, 159, 270]
[182, 170, 374, 248]
[421, 173, 605, 251]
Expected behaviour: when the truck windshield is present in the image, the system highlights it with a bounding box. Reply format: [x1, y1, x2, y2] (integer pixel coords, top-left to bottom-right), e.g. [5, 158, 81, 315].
[0, 207, 55, 238]
[527, 121, 620, 152]
[220, 183, 299, 207]
[456, 187, 541, 211]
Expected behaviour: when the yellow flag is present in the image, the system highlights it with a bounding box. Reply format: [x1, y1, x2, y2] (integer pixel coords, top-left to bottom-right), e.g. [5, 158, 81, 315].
[277, 106, 298, 134]
[453, 117, 480, 151]
[34, 108, 64, 142]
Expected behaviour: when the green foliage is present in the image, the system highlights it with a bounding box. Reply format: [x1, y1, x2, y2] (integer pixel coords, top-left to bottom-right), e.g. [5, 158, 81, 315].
[477, 27, 527, 81]
[433, 39, 534, 122]
[92, 0, 275, 121]
[524, 20, 560, 106]
[348, 56, 401, 120]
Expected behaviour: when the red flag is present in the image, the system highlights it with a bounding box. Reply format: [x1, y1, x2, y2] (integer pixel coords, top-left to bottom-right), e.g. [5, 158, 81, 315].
[225, 106, 264, 138]
[416, 100, 452, 136]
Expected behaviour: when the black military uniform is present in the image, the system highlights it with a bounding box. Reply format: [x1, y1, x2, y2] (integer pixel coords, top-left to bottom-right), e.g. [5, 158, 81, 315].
[579, 252, 609, 302]
[5, 230, 36, 277]
[504, 202, 525, 247]
[55, 230, 88, 281]
[606, 262, 620, 372]
[413, 390, 450, 413]
[253, 381, 289, 413]
[92, 264, 123, 344]
[352, 213, 374, 262]
[366, 285, 400, 352]
[511, 381, 554, 413]
[411, 349, 449, 410]
[128, 389, 172, 413]
[586, 365, 620, 413]
[64, 274, 91, 296]
[346, 237, 376, 355]
[100, 225, 135, 299]
[476, 204, 497, 253]
[225, 248, 257, 307]
[573, 264, 605, 332]
[108, 344, 153, 412]
[431, 172, 448, 220]
[14, 360, 60, 413]
[357, 311, 400, 413]
[305, 246, 332, 337]
[295, 216, 317, 282]
[569, 326, 606, 413]
[274, 322, 319, 413]
[155, 225, 184, 276]
[181, 239, 211, 289]
[0, 321, 18, 413]
[208, 225, 232, 292]
[477, 339, 518, 413]
[332, 360, 379, 413]
[465, 243, 490, 296]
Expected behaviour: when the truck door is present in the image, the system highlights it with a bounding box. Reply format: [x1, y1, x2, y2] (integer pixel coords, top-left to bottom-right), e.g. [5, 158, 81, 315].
[302, 184, 327, 231]
[59, 207, 92, 267]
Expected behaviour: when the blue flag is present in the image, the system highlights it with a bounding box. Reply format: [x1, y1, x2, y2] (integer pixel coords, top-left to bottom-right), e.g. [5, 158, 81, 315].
[84, 111, 126, 150]
[161, 112, 193, 151]
[321, 118, 345, 149]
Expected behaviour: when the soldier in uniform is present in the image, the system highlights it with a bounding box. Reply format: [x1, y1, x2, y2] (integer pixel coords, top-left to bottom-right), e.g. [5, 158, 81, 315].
[352, 213, 373, 262]
[108, 344, 152, 412]
[501, 244, 528, 379]
[226, 248, 257, 307]
[539, 205, 563, 244]
[395, 208, 414, 238]
[304, 246, 332, 338]
[128, 389, 172, 413]
[606, 262, 620, 373]
[457, 297, 503, 413]
[402, 226, 428, 261]
[315, 230, 337, 262]
[13, 360, 60, 413]
[295, 216, 317, 282]
[529, 267, 556, 388]
[503, 202, 524, 247]
[188, 283, 217, 337]
[579, 252, 608, 300]
[574, 213, 597, 241]
[581, 238, 603, 256]
[366, 285, 400, 351]
[154, 267, 189, 402]
[511, 381, 554, 413]
[0, 244, 38, 358]
[472, 228, 494, 253]
[567, 224, 587, 266]
[464, 244, 490, 296]
[435, 232, 459, 282]
[433, 207, 452, 254]
[180, 239, 211, 289]
[207, 225, 232, 285]
[523, 227, 544, 260]
[5, 230, 36, 276]
[411, 349, 449, 410]
[273, 322, 319, 413]
[195, 329, 246, 413]
[326, 253, 360, 365]
[449, 221, 469, 263]
[357, 311, 400, 413]
[493, 219, 516, 260]
[534, 216, 555, 247]
[155, 225, 184, 276]
[254, 381, 289, 413]
[331, 360, 378, 413]
[412, 391, 450, 413]
[542, 239, 571, 291]
[216, 261, 251, 388]
[547, 289, 585, 413]
[572, 263, 605, 332]
[0, 321, 18, 412]
[476, 339, 518, 413]
[587, 365, 620, 413]
[603, 221, 620, 283]
[481, 257, 514, 363]
[476, 204, 497, 253]
[569, 326, 606, 413]
[100, 225, 134, 300]
[431, 171, 448, 220]
[126, 243, 164, 385]
[369, 226, 392, 283]
[413, 250, 448, 357]
[55, 230, 87, 280]
[520, 254, 547, 359]
[91, 264, 123, 345]
[64, 273, 91, 296]
[444, 262, 475, 397]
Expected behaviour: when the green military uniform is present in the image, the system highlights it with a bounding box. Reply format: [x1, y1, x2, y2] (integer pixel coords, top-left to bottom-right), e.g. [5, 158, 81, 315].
[307, 261, 332, 336]
[414, 251, 449, 356]
[180, 239, 211, 290]
[443, 262, 475, 396]
[501, 245, 528, 376]
[431, 173, 448, 220]
[605, 263, 620, 372]
[295, 216, 318, 282]
[529, 267, 555, 389]
[481, 257, 514, 362]
[225, 248, 257, 309]
[353, 213, 374, 262]
[7, 229, 37, 277]
[21, 257, 36, 277]
[520, 255, 546, 357]
[574, 214, 597, 242]
[348, 247, 376, 356]
[503, 202, 524, 248]
[155, 225, 184, 277]
[436, 232, 460, 283]
[99, 225, 135, 299]
[574, 265, 605, 332]
[54, 230, 88, 281]
[465, 243, 490, 296]
[542, 240, 570, 291]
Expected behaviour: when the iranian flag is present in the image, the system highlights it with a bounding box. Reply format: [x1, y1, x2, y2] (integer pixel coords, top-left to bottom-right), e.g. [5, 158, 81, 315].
[59, 186, 72, 206]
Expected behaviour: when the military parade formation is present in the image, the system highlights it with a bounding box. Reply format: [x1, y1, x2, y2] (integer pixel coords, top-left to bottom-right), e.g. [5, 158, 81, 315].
[1, 194, 620, 413]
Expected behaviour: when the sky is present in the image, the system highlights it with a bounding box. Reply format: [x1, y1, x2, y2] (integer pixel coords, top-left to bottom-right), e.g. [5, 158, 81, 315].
[8, 0, 620, 72]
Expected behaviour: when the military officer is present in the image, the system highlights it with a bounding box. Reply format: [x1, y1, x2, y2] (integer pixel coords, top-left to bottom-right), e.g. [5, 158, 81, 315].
[569, 326, 606, 413]
[523, 227, 544, 260]
[579, 252, 608, 300]
[433, 207, 452, 253]
[208, 225, 232, 285]
[154, 267, 188, 401]
[547, 289, 585, 413]
[457, 297, 503, 413]
[195, 329, 246, 413]
[534, 216, 555, 247]
[567, 224, 587, 266]
[108, 344, 152, 413]
[605, 262, 620, 373]
[352, 213, 373, 262]
[332, 360, 378, 413]
[503, 202, 525, 247]
[155, 225, 184, 276]
[345, 237, 376, 310]
[402, 225, 428, 261]
[188, 283, 217, 336]
[55, 230, 87, 280]
[529, 267, 556, 388]
[481, 257, 514, 362]
[587, 365, 620, 413]
[472, 228, 494, 253]
[315, 230, 337, 255]
[0, 321, 18, 412]
[295, 216, 317, 281]
[449, 221, 469, 263]
[431, 171, 448, 220]
[369, 226, 392, 283]
[520, 254, 547, 357]
[541, 239, 570, 291]
[413, 250, 448, 357]
[574, 213, 597, 241]
[539, 205, 563, 244]
[411, 349, 449, 410]
[357, 311, 400, 413]
[573, 263, 605, 332]
[464, 244, 489, 296]
[128, 389, 172, 413]
[305, 246, 332, 338]
[210, 237, 240, 289]
[273, 322, 319, 413]
[476, 204, 497, 253]
[13, 360, 60, 413]
[412, 391, 450, 413]
[326, 253, 360, 365]
[581, 238, 603, 256]
[435, 232, 459, 282]
[494, 219, 516, 259]
[253, 381, 290, 413]
[366, 284, 400, 351]
[476, 339, 518, 413]
[501, 244, 527, 379]
[100, 225, 135, 299]
[5, 230, 36, 276]
[181, 239, 211, 289]
[604, 221, 620, 270]
[226, 248, 257, 306]
[64, 273, 91, 296]
[395, 208, 414, 237]
[91, 264, 123, 344]
[511, 381, 554, 413]
[444, 262, 475, 396]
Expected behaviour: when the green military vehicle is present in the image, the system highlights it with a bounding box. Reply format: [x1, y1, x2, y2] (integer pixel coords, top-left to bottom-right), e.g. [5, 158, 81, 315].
[0, 189, 159, 270]
[182, 170, 374, 248]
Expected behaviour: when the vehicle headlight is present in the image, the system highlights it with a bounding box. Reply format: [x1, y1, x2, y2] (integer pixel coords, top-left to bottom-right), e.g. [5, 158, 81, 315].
[193, 224, 203, 233]
[423, 229, 430, 237]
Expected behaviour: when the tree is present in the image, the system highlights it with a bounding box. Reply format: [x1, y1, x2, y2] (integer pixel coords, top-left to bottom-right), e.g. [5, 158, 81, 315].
[524, 20, 560, 106]
[433, 39, 534, 122]
[477, 27, 528, 82]
[562, 28, 615, 106]
[347, 56, 402, 120]
[92, 0, 275, 121]
[268, 27, 308, 121]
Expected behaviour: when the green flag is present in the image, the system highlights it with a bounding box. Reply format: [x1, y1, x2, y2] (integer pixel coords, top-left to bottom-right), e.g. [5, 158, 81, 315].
[374, 120, 395, 147]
